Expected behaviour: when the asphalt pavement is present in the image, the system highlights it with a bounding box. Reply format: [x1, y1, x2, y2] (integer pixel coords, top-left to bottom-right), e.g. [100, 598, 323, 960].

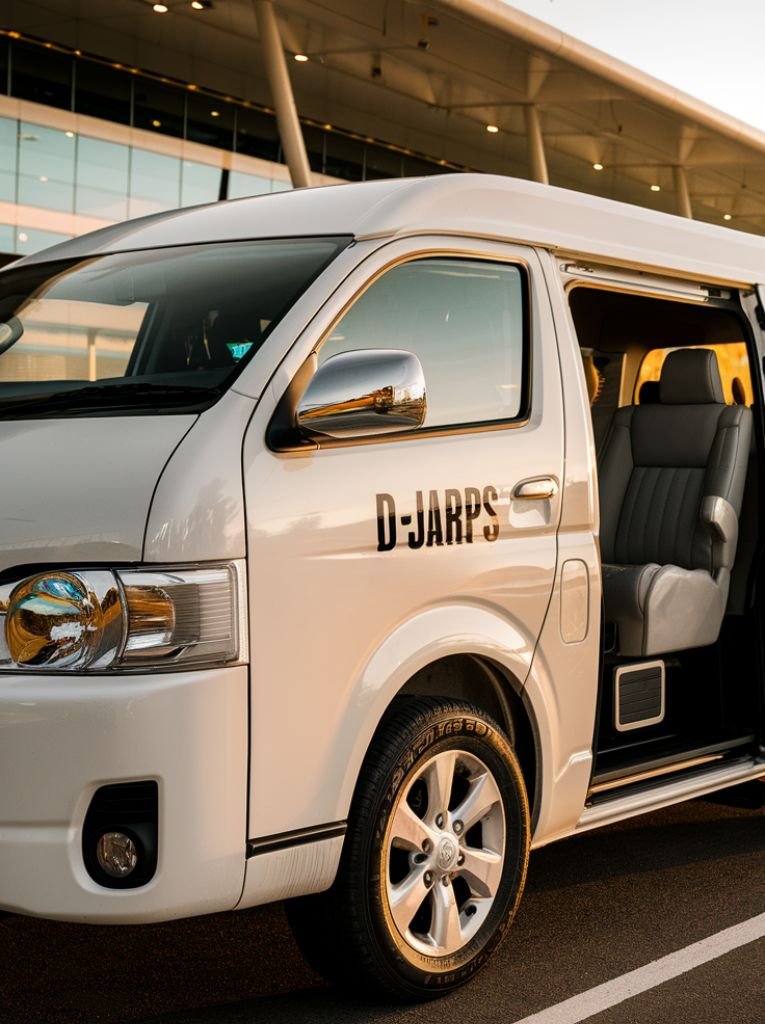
[2, 785, 763, 1024]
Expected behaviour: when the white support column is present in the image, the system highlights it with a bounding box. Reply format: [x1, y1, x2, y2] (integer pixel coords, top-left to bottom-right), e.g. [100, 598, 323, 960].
[524, 105, 549, 185]
[254, 0, 312, 189]
[673, 165, 693, 219]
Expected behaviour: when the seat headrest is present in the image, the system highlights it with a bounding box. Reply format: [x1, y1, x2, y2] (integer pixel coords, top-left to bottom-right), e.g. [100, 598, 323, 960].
[659, 348, 724, 405]
[638, 380, 661, 405]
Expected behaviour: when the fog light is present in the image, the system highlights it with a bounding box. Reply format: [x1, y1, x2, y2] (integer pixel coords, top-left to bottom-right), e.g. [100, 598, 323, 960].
[96, 832, 138, 878]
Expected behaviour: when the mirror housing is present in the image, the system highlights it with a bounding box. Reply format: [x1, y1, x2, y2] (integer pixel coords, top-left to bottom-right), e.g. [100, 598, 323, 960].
[296, 349, 427, 439]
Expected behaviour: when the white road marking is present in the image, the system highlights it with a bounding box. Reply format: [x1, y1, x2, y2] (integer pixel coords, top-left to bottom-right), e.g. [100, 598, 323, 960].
[512, 912, 765, 1024]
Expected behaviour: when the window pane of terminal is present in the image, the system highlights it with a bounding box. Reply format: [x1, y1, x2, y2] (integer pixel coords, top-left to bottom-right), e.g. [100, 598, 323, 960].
[133, 78, 185, 138]
[324, 134, 364, 181]
[11, 40, 72, 110]
[18, 121, 75, 212]
[76, 136, 129, 221]
[303, 126, 325, 174]
[186, 94, 235, 149]
[235, 107, 280, 162]
[129, 147, 181, 216]
[228, 171, 271, 199]
[0, 39, 9, 95]
[404, 155, 451, 177]
[181, 160, 222, 206]
[0, 117, 17, 202]
[75, 60, 132, 125]
[364, 144, 402, 180]
[0, 224, 15, 255]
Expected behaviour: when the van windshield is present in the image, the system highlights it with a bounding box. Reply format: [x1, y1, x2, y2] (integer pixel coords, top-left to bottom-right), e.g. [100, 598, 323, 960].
[0, 236, 349, 418]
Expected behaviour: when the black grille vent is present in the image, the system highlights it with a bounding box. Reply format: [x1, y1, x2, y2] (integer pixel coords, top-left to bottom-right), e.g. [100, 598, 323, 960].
[615, 662, 665, 732]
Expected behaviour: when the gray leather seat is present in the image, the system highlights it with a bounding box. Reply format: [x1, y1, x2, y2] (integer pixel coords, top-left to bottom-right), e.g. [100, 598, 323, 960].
[600, 348, 752, 656]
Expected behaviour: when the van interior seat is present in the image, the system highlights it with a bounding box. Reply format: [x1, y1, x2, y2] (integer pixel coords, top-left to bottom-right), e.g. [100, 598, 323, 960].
[599, 348, 752, 657]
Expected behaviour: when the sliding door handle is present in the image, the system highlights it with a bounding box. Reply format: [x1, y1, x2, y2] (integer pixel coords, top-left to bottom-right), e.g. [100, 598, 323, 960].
[513, 477, 558, 501]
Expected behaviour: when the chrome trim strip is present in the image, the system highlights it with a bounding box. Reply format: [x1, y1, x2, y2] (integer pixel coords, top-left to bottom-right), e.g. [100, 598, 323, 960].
[246, 821, 347, 858]
[589, 753, 722, 795]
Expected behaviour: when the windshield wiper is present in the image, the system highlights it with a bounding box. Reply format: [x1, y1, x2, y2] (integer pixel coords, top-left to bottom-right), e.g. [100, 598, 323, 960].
[0, 380, 222, 418]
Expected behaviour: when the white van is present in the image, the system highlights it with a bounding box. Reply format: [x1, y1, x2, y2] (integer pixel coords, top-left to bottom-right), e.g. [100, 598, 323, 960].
[1, 174, 764, 1000]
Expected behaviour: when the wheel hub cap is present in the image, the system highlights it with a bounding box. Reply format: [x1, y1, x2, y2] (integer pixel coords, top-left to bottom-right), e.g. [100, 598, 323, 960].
[436, 836, 457, 871]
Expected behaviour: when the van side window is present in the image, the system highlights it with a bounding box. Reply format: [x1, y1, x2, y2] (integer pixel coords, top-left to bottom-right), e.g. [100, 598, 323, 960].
[635, 342, 753, 405]
[318, 257, 529, 430]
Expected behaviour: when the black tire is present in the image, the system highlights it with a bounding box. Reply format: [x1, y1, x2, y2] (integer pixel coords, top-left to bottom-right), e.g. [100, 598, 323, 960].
[286, 696, 530, 1001]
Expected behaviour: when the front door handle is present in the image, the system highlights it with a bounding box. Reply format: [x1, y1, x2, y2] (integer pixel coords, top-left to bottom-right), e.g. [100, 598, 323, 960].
[513, 477, 558, 501]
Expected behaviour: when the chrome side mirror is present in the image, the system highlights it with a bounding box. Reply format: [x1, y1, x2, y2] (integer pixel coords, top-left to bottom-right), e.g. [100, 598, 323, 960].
[297, 349, 427, 439]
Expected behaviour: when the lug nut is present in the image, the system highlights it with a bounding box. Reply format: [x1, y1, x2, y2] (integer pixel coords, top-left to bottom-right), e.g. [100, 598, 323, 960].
[422, 839, 432, 853]
[442, 874, 450, 886]
[413, 852, 427, 864]
[435, 813, 445, 828]
[453, 819, 464, 835]
[424, 871, 433, 887]
[457, 854, 465, 867]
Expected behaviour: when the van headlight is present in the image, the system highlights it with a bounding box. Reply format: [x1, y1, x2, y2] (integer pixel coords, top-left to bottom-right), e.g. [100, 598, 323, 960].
[0, 562, 246, 672]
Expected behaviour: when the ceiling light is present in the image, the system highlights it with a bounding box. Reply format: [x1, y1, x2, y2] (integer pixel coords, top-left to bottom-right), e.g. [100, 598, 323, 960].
[64, 130, 74, 138]
[486, 124, 499, 134]
[18, 232, 28, 242]
[294, 53, 309, 62]
[650, 184, 661, 192]
[210, 110, 220, 117]
[152, 119, 162, 127]
[191, 0, 213, 7]
[724, 213, 732, 221]
[152, 3, 169, 12]
[39, 175, 48, 182]
[593, 162, 604, 171]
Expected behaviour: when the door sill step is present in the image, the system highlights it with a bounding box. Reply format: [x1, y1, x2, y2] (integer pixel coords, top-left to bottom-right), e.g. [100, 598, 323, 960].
[589, 734, 755, 797]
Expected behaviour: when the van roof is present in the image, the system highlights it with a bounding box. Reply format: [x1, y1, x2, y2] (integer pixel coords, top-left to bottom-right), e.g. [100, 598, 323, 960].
[13, 174, 765, 287]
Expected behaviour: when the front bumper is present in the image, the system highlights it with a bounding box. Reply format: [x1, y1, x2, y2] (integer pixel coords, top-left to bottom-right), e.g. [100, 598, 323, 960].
[0, 665, 248, 923]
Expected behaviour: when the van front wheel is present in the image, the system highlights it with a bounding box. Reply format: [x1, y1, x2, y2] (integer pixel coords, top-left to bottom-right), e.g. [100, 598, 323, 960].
[286, 697, 530, 1001]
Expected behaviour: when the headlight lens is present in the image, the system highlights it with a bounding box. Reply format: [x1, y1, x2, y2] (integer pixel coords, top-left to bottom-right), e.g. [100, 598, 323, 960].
[4, 571, 123, 670]
[0, 562, 246, 672]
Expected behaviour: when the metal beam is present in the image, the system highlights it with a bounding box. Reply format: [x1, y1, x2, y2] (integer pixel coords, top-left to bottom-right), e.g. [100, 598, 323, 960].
[253, 0, 312, 189]
[673, 166, 693, 219]
[524, 105, 549, 185]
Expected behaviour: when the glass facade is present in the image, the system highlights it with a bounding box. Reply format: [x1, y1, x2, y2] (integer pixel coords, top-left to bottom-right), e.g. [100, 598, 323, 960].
[0, 33, 458, 258]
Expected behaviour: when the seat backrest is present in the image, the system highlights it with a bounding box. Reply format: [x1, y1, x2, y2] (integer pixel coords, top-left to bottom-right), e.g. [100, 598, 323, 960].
[599, 348, 752, 573]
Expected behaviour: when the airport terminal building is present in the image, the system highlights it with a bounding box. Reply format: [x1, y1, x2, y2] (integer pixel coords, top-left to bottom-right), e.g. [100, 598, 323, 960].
[4, 0, 765, 262]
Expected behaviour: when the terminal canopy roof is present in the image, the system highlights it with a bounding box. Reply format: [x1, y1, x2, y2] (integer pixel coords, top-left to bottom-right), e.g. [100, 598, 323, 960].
[14, 0, 765, 236]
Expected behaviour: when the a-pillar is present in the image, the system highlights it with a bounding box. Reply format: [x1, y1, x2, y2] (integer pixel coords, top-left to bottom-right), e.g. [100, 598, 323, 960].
[254, 0, 312, 188]
[524, 105, 549, 185]
[673, 165, 693, 219]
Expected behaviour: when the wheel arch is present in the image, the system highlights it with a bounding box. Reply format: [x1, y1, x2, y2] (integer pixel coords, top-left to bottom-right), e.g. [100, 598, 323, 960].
[337, 603, 544, 829]
[397, 654, 540, 820]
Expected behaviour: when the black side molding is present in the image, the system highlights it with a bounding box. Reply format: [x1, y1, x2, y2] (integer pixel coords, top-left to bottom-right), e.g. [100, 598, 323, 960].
[247, 821, 347, 858]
